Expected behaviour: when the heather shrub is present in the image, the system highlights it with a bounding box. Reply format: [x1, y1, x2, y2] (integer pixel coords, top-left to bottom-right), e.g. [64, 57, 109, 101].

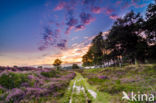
[41, 70, 59, 78]
[99, 83, 125, 94]
[0, 72, 28, 89]
[6, 88, 24, 103]
[98, 75, 108, 80]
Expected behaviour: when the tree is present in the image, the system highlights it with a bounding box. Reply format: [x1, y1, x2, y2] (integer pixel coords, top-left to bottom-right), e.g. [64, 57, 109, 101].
[144, 1, 156, 60]
[144, 1, 156, 44]
[90, 32, 104, 65]
[72, 64, 79, 69]
[107, 11, 147, 63]
[53, 59, 62, 70]
[82, 50, 94, 66]
[82, 32, 105, 66]
[82, 5, 156, 66]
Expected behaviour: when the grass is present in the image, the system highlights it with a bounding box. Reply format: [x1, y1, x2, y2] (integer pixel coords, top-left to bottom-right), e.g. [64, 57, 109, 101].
[80, 63, 156, 103]
[0, 72, 28, 89]
[40, 70, 59, 78]
[61, 72, 111, 103]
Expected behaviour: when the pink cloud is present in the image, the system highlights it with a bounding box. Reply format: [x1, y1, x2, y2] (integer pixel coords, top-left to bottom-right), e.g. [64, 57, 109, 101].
[65, 26, 74, 34]
[75, 25, 85, 31]
[66, 18, 78, 26]
[91, 7, 101, 14]
[122, 2, 130, 9]
[54, 2, 66, 11]
[38, 45, 47, 51]
[110, 15, 119, 20]
[132, 3, 146, 8]
[80, 12, 95, 25]
[122, 1, 146, 9]
[116, 0, 122, 5]
[85, 17, 95, 25]
[105, 8, 114, 15]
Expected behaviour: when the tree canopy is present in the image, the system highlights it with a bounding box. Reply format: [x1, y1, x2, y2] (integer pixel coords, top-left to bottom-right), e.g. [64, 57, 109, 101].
[82, 2, 156, 66]
[53, 59, 62, 67]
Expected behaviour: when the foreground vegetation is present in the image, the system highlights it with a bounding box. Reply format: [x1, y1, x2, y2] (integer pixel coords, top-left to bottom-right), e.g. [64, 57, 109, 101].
[0, 63, 155, 103]
[0, 67, 75, 103]
[61, 72, 111, 103]
[80, 63, 156, 103]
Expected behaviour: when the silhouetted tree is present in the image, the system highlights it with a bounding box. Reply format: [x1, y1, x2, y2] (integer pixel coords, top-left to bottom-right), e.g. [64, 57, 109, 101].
[53, 59, 62, 70]
[107, 11, 147, 63]
[82, 5, 156, 67]
[90, 32, 104, 65]
[144, 1, 156, 44]
[82, 50, 94, 66]
[144, 1, 156, 60]
[72, 64, 79, 69]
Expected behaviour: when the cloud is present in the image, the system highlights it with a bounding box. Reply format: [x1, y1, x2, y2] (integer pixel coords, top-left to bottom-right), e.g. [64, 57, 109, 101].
[66, 18, 78, 26]
[38, 45, 47, 51]
[105, 8, 114, 15]
[132, 2, 146, 8]
[44, 32, 103, 64]
[82, 0, 96, 5]
[75, 25, 85, 31]
[39, 26, 67, 50]
[54, 2, 66, 11]
[116, 0, 122, 5]
[121, 0, 147, 9]
[84, 36, 88, 39]
[65, 18, 78, 34]
[71, 36, 79, 41]
[110, 14, 119, 20]
[42, 27, 54, 43]
[80, 12, 95, 25]
[56, 39, 67, 49]
[91, 7, 101, 14]
[65, 26, 74, 34]
[40, 0, 148, 51]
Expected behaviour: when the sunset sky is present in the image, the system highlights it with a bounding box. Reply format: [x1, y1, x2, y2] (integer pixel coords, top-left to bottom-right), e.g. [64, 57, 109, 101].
[0, 0, 154, 66]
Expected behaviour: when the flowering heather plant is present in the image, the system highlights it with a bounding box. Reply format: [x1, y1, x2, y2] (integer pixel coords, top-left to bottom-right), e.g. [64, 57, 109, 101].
[21, 82, 30, 87]
[6, 88, 24, 103]
[98, 75, 108, 79]
[0, 85, 4, 90]
[25, 87, 48, 98]
[0, 67, 76, 102]
[65, 72, 76, 79]
[0, 70, 10, 77]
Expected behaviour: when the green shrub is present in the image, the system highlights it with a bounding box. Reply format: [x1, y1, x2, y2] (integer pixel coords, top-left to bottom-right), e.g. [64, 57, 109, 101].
[41, 70, 59, 78]
[0, 89, 4, 94]
[0, 72, 28, 89]
[99, 84, 125, 94]
[115, 80, 121, 85]
[88, 77, 106, 85]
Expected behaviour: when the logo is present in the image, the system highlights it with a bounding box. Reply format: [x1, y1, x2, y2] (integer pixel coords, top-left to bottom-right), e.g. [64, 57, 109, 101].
[122, 91, 155, 102]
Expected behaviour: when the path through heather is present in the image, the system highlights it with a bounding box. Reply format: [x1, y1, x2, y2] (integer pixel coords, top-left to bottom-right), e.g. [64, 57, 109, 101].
[64, 72, 110, 103]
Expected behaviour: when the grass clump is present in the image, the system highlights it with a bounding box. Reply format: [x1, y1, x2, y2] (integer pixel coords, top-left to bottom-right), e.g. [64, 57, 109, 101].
[0, 89, 4, 95]
[0, 72, 28, 89]
[41, 70, 59, 78]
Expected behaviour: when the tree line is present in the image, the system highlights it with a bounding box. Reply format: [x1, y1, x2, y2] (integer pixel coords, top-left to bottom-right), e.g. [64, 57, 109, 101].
[82, 2, 156, 67]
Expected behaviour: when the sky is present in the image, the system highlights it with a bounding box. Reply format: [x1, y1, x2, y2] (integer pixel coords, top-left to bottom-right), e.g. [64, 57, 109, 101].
[0, 0, 154, 66]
